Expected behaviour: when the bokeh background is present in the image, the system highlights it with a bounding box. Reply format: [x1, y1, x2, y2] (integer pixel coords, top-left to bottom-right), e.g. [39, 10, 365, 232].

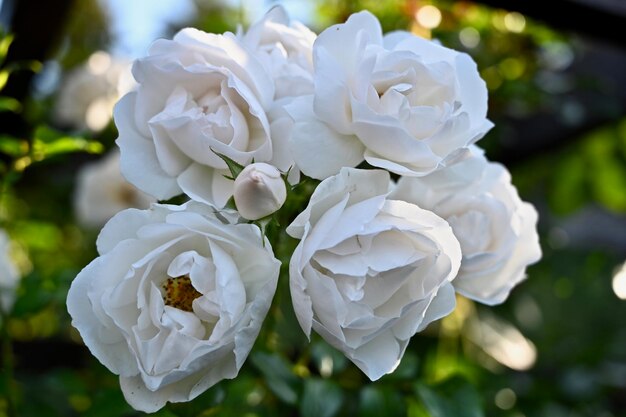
[0, 0, 625, 416]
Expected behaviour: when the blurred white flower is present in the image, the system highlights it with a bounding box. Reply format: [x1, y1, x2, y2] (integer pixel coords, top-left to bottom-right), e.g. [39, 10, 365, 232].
[74, 150, 156, 227]
[0, 229, 19, 313]
[55, 51, 135, 132]
[233, 162, 287, 220]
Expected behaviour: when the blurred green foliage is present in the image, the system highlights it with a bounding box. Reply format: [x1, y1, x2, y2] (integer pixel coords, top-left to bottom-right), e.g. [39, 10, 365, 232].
[510, 118, 626, 215]
[0, 1, 625, 417]
[59, 0, 110, 68]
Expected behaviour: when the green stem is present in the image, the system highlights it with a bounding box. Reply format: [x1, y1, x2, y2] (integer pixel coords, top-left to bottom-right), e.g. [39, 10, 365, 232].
[0, 310, 17, 417]
[0, 163, 19, 226]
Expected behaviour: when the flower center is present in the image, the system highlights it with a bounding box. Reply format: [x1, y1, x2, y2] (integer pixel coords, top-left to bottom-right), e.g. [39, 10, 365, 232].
[162, 275, 202, 312]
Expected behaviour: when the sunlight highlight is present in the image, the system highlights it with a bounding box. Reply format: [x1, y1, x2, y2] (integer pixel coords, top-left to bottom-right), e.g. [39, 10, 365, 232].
[87, 51, 112, 75]
[504, 12, 526, 33]
[416, 5, 442, 29]
[612, 261, 626, 300]
[466, 313, 537, 371]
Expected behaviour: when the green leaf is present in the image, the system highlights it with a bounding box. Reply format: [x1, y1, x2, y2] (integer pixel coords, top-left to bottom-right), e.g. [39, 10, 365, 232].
[250, 352, 300, 405]
[407, 398, 431, 417]
[549, 153, 587, 215]
[311, 340, 348, 376]
[591, 157, 626, 212]
[12, 220, 62, 251]
[11, 272, 54, 317]
[0, 96, 21, 112]
[33, 137, 103, 157]
[32, 126, 103, 160]
[0, 70, 9, 90]
[300, 379, 343, 417]
[168, 382, 226, 417]
[211, 148, 244, 179]
[223, 196, 237, 211]
[0, 135, 28, 157]
[82, 388, 137, 417]
[253, 215, 280, 246]
[0, 59, 42, 90]
[358, 386, 405, 417]
[0, 33, 14, 62]
[583, 128, 626, 212]
[618, 118, 626, 159]
[4, 59, 43, 74]
[415, 376, 485, 417]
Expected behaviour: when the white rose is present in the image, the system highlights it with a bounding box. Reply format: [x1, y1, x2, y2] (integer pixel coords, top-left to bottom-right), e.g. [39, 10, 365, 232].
[287, 168, 461, 380]
[55, 51, 134, 132]
[233, 162, 287, 220]
[115, 27, 280, 207]
[74, 150, 156, 227]
[0, 229, 19, 313]
[239, 5, 316, 100]
[286, 11, 493, 180]
[391, 147, 542, 305]
[238, 6, 317, 185]
[66, 202, 280, 412]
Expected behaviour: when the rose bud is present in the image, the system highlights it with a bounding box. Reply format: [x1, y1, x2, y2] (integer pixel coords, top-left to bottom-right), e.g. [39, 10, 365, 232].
[233, 163, 287, 220]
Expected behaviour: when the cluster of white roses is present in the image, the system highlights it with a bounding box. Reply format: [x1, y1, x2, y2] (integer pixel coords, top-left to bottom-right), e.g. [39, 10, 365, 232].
[67, 7, 541, 413]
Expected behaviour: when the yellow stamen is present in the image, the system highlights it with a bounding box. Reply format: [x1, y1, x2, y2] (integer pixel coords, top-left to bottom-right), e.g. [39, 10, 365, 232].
[162, 275, 202, 312]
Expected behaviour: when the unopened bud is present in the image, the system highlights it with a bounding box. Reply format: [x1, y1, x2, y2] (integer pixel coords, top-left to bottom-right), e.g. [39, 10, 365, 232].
[233, 163, 287, 220]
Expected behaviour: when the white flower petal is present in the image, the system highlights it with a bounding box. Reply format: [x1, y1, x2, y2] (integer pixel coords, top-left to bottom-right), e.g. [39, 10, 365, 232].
[288, 169, 463, 380]
[289, 240, 315, 337]
[67, 247, 143, 377]
[351, 329, 403, 380]
[416, 282, 456, 332]
[455, 203, 541, 305]
[286, 96, 365, 180]
[392, 148, 541, 305]
[170, 28, 274, 108]
[115, 93, 181, 200]
[177, 164, 233, 208]
[454, 53, 489, 125]
[308, 12, 492, 180]
[97, 207, 164, 255]
[314, 11, 383, 75]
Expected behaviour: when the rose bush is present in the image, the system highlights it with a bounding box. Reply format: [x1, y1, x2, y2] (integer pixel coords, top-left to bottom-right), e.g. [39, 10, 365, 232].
[286, 11, 493, 180]
[67, 202, 280, 412]
[287, 168, 461, 380]
[391, 147, 542, 305]
[65, 7, 542, 411]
